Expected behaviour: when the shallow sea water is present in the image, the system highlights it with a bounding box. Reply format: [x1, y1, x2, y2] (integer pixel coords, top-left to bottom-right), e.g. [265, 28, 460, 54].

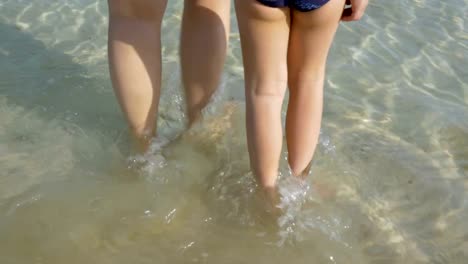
[0, 0, 467, 263]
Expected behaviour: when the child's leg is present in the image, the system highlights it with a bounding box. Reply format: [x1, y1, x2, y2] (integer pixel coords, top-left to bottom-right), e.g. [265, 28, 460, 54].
[181, 0, 231, 126]
[235, 0, 290, 188]
[286, 0, 345, 176]
[107, 0, 167, 150]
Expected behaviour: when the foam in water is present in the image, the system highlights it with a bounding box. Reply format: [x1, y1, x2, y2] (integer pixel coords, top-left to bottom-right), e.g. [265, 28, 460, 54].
[126, 137, 171, 177]
[276, 176, 350, 247]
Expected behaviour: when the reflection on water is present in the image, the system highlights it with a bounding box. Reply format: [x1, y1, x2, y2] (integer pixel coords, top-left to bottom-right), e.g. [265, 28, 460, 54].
[1, 0, 467, 263]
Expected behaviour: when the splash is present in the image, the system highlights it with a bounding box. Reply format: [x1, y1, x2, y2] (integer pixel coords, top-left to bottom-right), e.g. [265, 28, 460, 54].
[126, 136, 171, 177]
[276, 176, 350, 247]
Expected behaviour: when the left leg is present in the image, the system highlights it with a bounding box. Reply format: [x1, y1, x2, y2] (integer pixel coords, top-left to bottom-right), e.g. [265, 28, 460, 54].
[235, 0, 291, 189]
[107, 0, 168, 151]
[286, 0, 345, 177]
[180, 0, 231, 126]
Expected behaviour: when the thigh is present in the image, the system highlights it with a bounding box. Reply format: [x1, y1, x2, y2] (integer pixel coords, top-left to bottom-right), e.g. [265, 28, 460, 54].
[287, 0, 345, 81]
[108, 0, 167, 20]
[235, 0, 290, 96]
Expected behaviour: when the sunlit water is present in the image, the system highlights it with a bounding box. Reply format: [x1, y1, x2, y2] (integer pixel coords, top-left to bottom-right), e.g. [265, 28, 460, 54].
[1, 0, 467, 263]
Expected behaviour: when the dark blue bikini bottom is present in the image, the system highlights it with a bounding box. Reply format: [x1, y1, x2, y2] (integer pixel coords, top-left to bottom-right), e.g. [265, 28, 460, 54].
[256, 0, 330, 12]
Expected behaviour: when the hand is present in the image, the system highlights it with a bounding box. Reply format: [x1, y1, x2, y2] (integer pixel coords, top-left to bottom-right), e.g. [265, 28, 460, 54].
[341, 0, 368, 21]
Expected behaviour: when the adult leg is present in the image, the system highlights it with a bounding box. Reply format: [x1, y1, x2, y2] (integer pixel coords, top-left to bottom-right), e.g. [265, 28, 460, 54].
[235, 0, 290, 188]
[286, 0, 345, 176]
[108, 0, 167, 150]
[181, 0, 231, 126]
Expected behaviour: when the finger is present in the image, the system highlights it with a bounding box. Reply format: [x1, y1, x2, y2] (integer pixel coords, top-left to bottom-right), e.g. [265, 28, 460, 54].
[341, 7, 366, 21]
[341, 0, 368, 22]
[352, 10, 364, 20]
[353, 1, 369, 18]
[341, 11, 363, 21]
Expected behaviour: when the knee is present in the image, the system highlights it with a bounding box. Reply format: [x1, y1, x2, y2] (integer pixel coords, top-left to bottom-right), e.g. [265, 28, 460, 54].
[249, 78, 288, 99]
[108, 0, 166, 21]
[288, 71, 325, 96]
[288, 69, 324, 87]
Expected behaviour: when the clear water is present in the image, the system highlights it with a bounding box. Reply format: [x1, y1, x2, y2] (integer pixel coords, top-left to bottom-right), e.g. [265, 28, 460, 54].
[1, 0, 467, 263]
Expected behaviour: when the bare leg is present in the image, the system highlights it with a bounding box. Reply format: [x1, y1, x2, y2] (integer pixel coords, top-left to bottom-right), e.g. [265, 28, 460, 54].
[181, 0, 231, 126]
[107, 0, 167, 151]
[235, 0, 290, 188]
[286, 0, 345, 177]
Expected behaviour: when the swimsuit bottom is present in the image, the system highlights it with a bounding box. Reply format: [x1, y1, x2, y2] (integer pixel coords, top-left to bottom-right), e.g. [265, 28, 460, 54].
[256, 0, 330, 12]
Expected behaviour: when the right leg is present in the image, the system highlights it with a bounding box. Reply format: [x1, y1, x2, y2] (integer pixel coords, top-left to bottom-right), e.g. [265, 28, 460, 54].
[181, 0, 231, 126]
[286, 0, 345, 177]
[235, 0, 290, 189]
[107, 0, 167, 151]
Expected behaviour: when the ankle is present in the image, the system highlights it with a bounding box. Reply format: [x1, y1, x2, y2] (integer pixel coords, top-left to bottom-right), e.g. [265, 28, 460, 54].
[289, 160, 312, 178]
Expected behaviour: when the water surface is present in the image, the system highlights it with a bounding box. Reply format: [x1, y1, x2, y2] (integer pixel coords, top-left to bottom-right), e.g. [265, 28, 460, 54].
[0, 0, 467, 263]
